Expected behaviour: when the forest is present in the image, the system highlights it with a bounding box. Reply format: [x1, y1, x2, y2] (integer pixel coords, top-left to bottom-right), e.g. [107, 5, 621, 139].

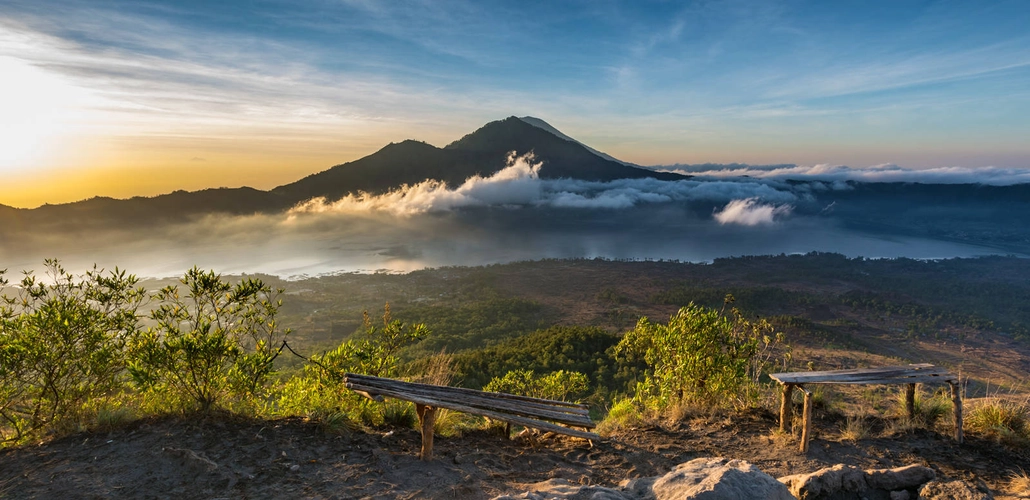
[3, 253, 1030, 447]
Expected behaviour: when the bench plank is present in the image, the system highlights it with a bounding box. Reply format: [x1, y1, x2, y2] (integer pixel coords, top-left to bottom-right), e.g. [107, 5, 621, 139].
[345, 373, 589, 409]
[346, 380, 595, 429]
[346, 383, 600, 440]
[346, 376, 591, 418]
[769, 364, 955, 385]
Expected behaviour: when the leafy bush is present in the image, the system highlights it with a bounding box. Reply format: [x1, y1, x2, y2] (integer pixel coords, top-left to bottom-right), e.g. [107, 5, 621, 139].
[0, 261, 145, 442]
[614, 298, 784, 410]
[596, 397, 644, 436]
[127, 267, 290, 413]
[483, 369, 589, 402]
[275, 304, 428, 425]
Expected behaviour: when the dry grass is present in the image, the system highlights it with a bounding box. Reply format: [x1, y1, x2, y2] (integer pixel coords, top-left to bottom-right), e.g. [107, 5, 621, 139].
[965, 398, 1030, 445]
[412, 350, 455, 387]
[766, 428, 795, 449]
[839, 416, 869, 442]
[1008, 469, 1030, 497]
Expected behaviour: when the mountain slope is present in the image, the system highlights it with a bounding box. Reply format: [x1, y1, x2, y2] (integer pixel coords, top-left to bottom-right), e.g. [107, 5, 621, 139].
[517, 116, 634, 166]
[274, 116, 685, 202]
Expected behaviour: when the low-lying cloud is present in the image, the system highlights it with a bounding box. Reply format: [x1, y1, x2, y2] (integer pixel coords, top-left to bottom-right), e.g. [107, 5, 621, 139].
[290, 153, 800, 218]
[713, 198, 792, 226]
[658, 163, 1030, 186]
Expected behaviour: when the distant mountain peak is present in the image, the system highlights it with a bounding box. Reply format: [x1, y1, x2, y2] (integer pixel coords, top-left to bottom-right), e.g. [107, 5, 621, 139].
[517, 116, 635, 167]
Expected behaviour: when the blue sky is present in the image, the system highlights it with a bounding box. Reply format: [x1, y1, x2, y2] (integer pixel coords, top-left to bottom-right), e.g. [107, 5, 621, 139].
[1, 0, 1029, 206]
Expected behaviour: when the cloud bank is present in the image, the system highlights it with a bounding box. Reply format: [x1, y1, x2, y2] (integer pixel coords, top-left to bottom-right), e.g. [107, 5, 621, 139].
[659, 163, 1030, 186]
[289, 153, 799, 218]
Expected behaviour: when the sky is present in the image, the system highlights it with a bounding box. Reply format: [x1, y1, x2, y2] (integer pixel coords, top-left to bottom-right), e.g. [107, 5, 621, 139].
[1, 0, 1029, 208]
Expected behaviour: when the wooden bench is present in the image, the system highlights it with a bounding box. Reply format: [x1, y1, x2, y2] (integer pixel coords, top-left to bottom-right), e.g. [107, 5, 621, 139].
[769, 364, 961, 452]
[343, 373, 599, 461]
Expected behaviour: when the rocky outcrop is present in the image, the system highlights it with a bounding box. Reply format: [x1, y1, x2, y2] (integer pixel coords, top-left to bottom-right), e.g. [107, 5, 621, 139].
[778, 464, 938, 500]
[493, 457, 795, 499]
[651, 458, 796, 500]
[496, 460, 991, 500]
[918, 479, 993, 500]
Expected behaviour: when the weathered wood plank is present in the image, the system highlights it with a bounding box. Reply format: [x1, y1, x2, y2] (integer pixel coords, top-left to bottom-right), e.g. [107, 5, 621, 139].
[345, 376, 591, 419]
[416, 404, 437, 461]
[345, 373, 589, 410]
[769, 365, 955, 385]
[344, 384, 600, 440]
[770, 369, 952, 383]
[779, 383, 794, 434]
[905, 383, 916, 419]
[950, 381, 963, 444]
[771, 363, 935, 380]
[347, 381, 595, 429]
[771, 375, 956, 385]
[800, 388, 813, 453]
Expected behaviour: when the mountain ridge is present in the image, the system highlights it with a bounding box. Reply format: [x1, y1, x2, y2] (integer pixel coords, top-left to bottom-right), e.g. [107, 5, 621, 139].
[1, 117, 685, 228]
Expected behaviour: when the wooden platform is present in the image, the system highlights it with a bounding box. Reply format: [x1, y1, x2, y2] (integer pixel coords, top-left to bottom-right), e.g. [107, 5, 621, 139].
[344, 373, 598, 461]
[769, 364, 962, 452]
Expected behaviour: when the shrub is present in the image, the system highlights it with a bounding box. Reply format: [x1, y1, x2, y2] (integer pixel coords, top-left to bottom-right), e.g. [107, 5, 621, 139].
[483, 369, 589, 402]
[965, 398, 1030, 444]
[127, 267, 290, 413]
[275, 304, 428, 426]
[0, 261, 145, 442]
[614, 298, 784, 410]
[596, 398, 644, 436]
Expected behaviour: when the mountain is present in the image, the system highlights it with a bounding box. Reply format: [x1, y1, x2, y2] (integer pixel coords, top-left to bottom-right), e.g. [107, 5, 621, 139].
[517, 116, 634, 166]
[273, 116, 683, 203]
[1, 117, 682, 229]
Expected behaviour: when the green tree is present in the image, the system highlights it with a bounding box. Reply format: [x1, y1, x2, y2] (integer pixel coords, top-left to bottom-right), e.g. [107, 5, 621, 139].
[128, 267, 289, 412]
[615, 298, 784, 409]
[0, 260, 145, 442]
[275, 304, 428, 422]
[484, 369, 589, 402]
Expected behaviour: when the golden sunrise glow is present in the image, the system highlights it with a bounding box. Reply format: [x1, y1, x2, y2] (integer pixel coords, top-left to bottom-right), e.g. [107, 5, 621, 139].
[0, 57, 101, 171]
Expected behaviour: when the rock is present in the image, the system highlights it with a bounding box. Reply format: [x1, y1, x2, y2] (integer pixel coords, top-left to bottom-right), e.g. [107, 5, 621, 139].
[779, 464, 934, 499]
[493, 458, 795, 499]
[778, 464, 869, 499]
[918, 479, 993, 500]
[650, 457, 795, 500]
[866, 465, 936, 491]
[491, 478, 629, 500]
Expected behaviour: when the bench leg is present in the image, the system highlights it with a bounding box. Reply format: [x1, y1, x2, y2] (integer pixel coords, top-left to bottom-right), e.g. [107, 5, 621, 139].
[800, 387, 813, 453]
[950, 381, 963, 444]
[416, 404, 438, 461]
[779, 383, 795, 433]
[905, 383, 916, 420]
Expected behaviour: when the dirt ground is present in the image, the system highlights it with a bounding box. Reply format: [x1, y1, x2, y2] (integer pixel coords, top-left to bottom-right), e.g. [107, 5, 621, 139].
[2, 409, 1029, 499]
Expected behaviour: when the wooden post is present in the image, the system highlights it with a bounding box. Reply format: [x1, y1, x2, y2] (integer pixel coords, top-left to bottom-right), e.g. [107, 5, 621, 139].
[416, 404, 438, 461]
[800, 388, 813, 453]
[779, 383, 795, 433]
[950, 381, 963, 444]
[905, 383, 916, 420]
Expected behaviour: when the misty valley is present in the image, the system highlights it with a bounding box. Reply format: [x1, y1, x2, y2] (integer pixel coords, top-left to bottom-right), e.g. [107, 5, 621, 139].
[3, 116, 1030, 498]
